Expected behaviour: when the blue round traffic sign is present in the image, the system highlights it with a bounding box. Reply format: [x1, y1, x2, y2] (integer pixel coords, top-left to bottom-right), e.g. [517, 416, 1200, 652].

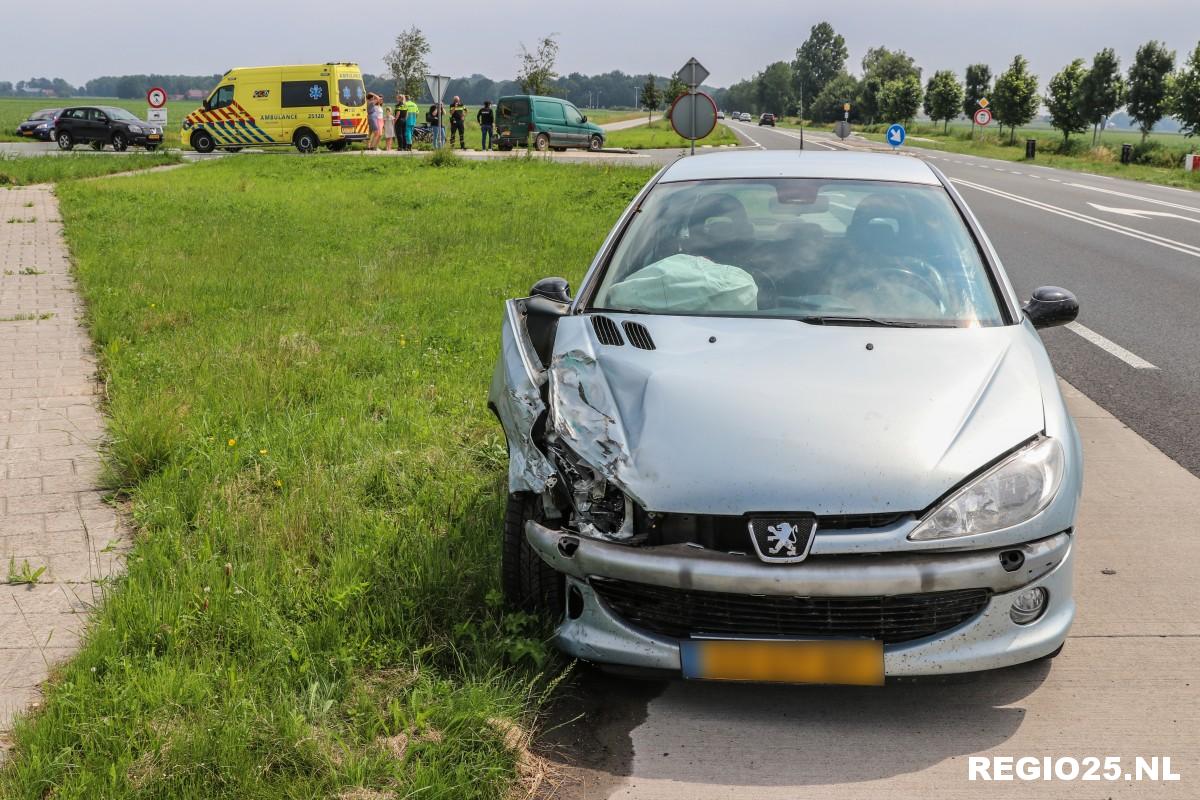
[886, 123, 906, 148]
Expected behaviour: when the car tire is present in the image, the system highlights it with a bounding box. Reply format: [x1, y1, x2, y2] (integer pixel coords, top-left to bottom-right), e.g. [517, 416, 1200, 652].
[90, 140, 104, 151]
[56, 131, 74, 151]
[111, 133, 128, 152]
[191, 130, 216, 154]
[588, 135, 603, 152]
[533, 133, 550, 152]
[501, 492, 564, 615]
[294, 128, 318, 154]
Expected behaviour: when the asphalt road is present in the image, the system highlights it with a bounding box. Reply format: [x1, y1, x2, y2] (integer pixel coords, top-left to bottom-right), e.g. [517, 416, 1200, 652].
[723, 118, 1200, 476]
[538, 122, 1200, 799]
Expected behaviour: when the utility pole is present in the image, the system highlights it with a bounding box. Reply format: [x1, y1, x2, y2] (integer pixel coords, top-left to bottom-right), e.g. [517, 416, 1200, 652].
[634, 86, 640, 109]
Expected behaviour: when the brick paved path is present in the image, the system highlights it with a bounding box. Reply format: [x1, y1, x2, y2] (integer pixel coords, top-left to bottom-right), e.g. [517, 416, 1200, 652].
[0, 186, 128, 733]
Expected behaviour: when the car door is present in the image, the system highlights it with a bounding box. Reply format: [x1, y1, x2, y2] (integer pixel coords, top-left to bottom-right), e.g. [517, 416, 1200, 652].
[57, 108, 86, 140]
[88, 108, 111, 143]
[562, 102, 588, 148]
[533, 98, 567, 146]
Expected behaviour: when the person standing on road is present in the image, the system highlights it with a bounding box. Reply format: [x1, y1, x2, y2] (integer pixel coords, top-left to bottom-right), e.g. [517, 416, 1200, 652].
[427, 103, 444, 148]
[366, 94, 383, 150]
[395, 95, 408, 150]
[477, 100, 495, 151]
[382, 104, 396, 151]
[403, 96, 419, 149]
[448, 96, 467, 149]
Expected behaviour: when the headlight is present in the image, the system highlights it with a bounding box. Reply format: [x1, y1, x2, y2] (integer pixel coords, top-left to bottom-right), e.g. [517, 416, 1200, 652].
[909, 437, 1065, 541]
[36, 123, 49, 130]
[128, 125, 143, 133]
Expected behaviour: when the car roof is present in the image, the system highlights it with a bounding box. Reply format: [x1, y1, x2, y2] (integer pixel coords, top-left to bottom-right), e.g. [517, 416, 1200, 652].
[657, 150, 941, 186]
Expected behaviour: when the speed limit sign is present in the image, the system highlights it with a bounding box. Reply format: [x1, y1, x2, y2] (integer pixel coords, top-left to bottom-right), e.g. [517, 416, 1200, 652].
[973, 108, 992, 126]
[146, 87, 167, 109]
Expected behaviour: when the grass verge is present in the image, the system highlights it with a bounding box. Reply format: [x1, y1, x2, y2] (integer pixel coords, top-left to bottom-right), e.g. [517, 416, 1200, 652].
[0, 152, 182, 186]
[0, 155, 654, 798]
[604, 118, 739, 150]
[785, 120, 1200, 190]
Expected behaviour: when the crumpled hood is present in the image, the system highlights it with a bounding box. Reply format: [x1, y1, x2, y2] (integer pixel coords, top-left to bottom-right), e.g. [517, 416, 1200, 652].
[548, 313, 1048, 516]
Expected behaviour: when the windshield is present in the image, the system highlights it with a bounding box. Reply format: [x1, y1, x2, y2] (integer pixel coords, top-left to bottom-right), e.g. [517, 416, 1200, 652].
[103, 107, 140, 122]
[31, 108, 60, 120]
[591, 178, 1005, 327]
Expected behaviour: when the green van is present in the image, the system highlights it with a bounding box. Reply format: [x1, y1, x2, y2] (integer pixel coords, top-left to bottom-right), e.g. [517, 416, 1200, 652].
[495, 95, 606, 152]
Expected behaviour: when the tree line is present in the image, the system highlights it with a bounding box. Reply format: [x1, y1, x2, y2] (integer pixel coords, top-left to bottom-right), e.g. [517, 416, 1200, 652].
[721, 22, 1200, 142]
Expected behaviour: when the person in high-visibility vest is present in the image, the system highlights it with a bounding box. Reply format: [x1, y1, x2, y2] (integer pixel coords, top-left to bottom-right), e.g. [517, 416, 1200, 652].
[403, 97, 419, 150]
[448, 96, 467, 149]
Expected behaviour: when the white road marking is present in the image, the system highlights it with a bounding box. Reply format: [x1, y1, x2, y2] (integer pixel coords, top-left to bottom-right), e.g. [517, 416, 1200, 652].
[1065, 322, 1159, 369]
[728, 123, 765, 150]
[1087, 202, 1200, 224]
[1066, 182, 1200, 216]
[951, 177, 1200, 259]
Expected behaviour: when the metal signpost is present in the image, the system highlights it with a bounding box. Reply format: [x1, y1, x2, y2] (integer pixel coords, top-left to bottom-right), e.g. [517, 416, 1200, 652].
[146, 86, 167, 127]
[886, 123, 906, 150]
[674, 57, 710, 156]
[425, 74, 450, 148]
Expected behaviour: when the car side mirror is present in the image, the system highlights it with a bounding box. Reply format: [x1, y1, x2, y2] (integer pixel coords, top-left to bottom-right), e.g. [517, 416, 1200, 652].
[1023, 286, 1078, 329]
[581, 115, 588, 123]
[531, 276, 571, 303]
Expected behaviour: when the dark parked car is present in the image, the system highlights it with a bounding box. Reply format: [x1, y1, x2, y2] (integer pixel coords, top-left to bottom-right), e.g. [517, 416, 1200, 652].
[16, 108, 62, 141]
[53, 106, 164, 152]
[759, 113, 777, 126]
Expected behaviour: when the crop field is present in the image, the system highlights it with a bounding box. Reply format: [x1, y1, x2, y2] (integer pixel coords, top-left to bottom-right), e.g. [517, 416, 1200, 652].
[0, 155, 655, 798]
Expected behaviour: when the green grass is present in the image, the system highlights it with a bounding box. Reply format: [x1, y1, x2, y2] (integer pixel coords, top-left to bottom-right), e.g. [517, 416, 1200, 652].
[0, 152, 182, 185]
[604, 118, 739, 150]
[1, 97, 197, 147]
[0, 155, 654, 799]
[787, 118, 1200, 190]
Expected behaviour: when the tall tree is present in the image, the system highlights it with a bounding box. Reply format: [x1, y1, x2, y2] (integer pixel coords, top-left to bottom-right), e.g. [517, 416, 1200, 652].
[665, 74, 688, 106]
[859, 47, 920, 123]
[384, 26, 430, 100]
[1126, 41, 1176, 142]
[924, 70, 964, 132]
[517, 34, 560, 95]
[640, 75, 662, 124]
[810, 72, 860, 123]
[963, 63, 992, 135]
[1175, 42, 1200, 138]
[1079, 48, 1127, 145]
[992, 55, 1039, 144]
[1046, 59, 1089, 144]
[879, 75, 923, 124]
[757, 61, 796, 115]
[792, 22, 848, 110]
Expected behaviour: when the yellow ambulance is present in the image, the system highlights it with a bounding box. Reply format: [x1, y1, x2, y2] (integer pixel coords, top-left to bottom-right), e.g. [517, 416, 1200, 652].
[183, 63, 369, 153]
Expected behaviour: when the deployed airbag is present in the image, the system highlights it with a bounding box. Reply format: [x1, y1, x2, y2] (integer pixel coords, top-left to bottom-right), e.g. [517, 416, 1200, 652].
[604, 254, 758, 313]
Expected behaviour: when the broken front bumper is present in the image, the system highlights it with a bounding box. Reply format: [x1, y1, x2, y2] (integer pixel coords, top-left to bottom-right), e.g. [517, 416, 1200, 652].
[527, 522, 1074, 677]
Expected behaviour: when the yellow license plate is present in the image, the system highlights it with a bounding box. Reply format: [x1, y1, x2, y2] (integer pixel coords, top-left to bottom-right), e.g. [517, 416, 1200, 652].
[681, 639, 884, 685]
[148, 134, 161, 140]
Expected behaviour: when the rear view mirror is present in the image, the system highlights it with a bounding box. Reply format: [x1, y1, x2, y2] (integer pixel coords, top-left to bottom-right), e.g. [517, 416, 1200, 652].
[1023, 286, 1078, 329]
[531, 276, 571, 303]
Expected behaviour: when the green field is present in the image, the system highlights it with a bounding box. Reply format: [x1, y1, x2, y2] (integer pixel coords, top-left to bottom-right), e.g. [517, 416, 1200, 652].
[1, 96, 197, 147]
[0, 155, 653, 799]
[781, 117, 1200, 189]
[604, 118, 740, 150]
[0, 152, 181, 185]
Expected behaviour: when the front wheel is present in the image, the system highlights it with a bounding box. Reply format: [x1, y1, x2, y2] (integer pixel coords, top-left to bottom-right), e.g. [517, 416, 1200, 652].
[191, 130, 216, 154]
[294, 128, 318, 153]
[588, 135, 603, 152]
[111, 133, 128, 152]
[501, 493, 564, 615]
[533, 133, 550, 152]
[56, 131, 74, 150]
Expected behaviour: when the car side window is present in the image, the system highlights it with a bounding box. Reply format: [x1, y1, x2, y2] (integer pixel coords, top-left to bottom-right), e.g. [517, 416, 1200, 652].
[66, 109, 87, 120]
[566, 106, 583, 125]
[88, 109, 108, 122]
[210, 85, 235, 110]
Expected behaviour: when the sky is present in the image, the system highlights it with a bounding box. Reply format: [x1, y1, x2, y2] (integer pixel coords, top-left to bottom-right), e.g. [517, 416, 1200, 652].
[5, 0, 1199, 91]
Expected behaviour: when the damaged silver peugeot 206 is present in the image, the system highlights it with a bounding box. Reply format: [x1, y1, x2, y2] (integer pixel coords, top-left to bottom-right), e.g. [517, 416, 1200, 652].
[489, 150, 1082, 685]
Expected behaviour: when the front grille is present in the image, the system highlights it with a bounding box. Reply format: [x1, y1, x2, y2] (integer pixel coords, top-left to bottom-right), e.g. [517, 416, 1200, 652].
[641, 511, 911, 551]
[591, 578, 991, 644]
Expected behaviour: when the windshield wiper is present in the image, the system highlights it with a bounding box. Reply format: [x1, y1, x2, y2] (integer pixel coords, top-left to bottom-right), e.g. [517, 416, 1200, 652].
[799, 315, 955, 329]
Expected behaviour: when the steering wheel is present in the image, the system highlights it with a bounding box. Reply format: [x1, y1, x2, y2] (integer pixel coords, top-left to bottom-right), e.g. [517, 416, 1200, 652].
[743, 266, 779, 309]
[873, 266, 945, 312]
